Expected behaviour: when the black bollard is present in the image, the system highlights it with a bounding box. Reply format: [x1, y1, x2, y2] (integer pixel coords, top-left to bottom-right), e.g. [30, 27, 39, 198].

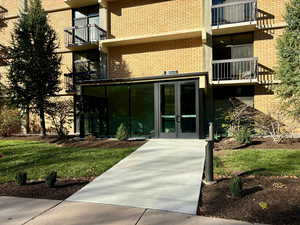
[204, 122, 215, 184]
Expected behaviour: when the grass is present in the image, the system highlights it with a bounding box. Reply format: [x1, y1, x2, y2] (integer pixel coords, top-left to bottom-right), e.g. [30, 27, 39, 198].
[0, 140, 138, 184]
[214, 149, 300, 177]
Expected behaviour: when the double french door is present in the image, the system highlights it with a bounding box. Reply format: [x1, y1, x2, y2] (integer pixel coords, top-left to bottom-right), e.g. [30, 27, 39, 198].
[157, 80, 199, 138]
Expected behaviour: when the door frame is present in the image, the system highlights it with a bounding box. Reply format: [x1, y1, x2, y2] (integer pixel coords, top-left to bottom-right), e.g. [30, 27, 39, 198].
[154, 79, 200, 139]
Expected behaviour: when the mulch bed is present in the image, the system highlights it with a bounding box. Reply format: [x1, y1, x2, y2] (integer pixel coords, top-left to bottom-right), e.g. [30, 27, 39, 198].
[0, 136, 146, 149]
[199, 176, 300, 225]
[214, 137, 300, 151]
[0, 178, 92, 200]
[57, 139, 146, 149]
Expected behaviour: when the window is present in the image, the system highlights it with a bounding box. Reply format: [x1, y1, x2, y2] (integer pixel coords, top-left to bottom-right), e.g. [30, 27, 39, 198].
[73, 50, 107, 80]
[213, 33, 254, 60]
[80, 84, 155, 138]
[72, 6, 99, 44]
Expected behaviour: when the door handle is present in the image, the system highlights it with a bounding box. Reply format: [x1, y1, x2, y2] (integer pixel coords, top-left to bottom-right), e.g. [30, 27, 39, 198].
[176, 115, 181, 123]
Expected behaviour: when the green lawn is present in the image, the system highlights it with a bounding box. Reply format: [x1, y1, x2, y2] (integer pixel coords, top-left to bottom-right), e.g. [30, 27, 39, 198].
[0, 140, 138, 184]
[214, 149, 300, 177]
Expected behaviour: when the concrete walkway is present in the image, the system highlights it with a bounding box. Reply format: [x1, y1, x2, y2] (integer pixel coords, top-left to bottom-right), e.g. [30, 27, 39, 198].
[0, 197, 266, 225]
[67, 139, 207, 214]
[0, 196, 61, 225]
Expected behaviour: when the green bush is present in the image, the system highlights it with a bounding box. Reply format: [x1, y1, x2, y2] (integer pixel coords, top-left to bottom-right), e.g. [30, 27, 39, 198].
[116, 123, 128, 141]
[45, 171, 57, 188]
[15, 172, 27, 186]
[229, 176, 243, 198]
[0, 106, 21, 137]
[234, 126, 252, 144]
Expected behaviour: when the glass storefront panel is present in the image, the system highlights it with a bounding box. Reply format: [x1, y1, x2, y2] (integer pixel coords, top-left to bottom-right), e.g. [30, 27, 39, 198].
[82, 86, 107, 137]
[106, 85, 130, 136]
[130, 84, 155, 137]
[81, 83, 154, 138]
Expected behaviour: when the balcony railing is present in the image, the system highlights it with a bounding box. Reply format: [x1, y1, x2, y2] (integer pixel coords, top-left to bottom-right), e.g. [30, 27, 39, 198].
[64, 61, 108, 92]
[212, 57, 258, 82]
[64, 24, 107, 47]
[212, 0, 257, 26]
[0, 6, 6, 21]
[65, 71, 108, 92]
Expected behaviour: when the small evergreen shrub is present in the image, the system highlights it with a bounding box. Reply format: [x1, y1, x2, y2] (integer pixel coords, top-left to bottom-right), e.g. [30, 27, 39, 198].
[45, 171, 57, 188]
[116, 123, 128, 141]
[15, 172, 27, 186]
[234, 126, 252, 144]
[229, 176, 243, 198]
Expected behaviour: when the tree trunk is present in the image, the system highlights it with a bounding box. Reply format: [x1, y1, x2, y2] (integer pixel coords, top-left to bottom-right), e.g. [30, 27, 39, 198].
[25, 106, 30, 134]
[40, 108, 46, 136]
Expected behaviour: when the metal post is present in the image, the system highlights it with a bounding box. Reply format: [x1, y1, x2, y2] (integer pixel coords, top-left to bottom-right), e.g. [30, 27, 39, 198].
[204, 122, 216, 185]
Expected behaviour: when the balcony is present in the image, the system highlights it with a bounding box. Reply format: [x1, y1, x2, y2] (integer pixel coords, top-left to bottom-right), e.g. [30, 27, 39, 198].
[212, 57, 258, 85]
[0, 6, 6, 21]
[212, 0, 257, 35]
[64, 0, 98, 8]
[64, 24, 107, 50]
[100, 28, 203, 52]
[64, 61, 107, 93]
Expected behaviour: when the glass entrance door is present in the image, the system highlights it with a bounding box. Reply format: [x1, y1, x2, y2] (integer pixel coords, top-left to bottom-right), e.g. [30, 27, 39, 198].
[158, 80, 199, 138]
[178, 81, 198, 138]
[160, 83, 177, 138]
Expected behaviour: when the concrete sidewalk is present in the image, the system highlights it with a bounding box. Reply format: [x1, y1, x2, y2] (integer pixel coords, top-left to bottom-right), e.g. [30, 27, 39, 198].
[68, 139, 207, 214]
[0, 197, 266, 225]
[0, 196, 61, 225]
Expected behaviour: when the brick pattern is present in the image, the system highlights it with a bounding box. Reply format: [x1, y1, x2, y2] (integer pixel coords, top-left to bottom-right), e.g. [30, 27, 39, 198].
[254, 0, 287, 82]
[0, 0, 70, 18]
[256, 0, 288, 28]
[0, 0, 20, 18]
[254, 27, 284, 82]
[109, 0, 202, 38]
[254, 85, 279, 114]
[109, 38, 203, 79]
[47, 9, 72, 52]
[254, 85, 300, 133]
[0, 18, 17, 48]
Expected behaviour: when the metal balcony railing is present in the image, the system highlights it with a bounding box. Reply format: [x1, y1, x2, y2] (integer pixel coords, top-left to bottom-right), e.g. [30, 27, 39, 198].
[64, 62, 108, 92]
[212, 57, 258, 81]
[212, 0, 257, 26]
[64, 24, 107, 47]
[0, 6, 7, 21]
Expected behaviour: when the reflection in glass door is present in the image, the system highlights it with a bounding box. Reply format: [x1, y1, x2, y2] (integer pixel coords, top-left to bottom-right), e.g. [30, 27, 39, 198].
[160, 84, 176, 138]
[158, 80, 199, 139]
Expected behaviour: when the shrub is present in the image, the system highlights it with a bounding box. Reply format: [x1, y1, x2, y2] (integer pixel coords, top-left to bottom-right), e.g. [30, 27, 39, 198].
[45, 171, 57, 188]
[254, 110, 297, 144]
[15, 172, 27, 186]
[116, 123, 128, 141]
[86, 134, 97, 142]
[229, 176, 243, 198]
[233, 126, 252, 144]
[224, 98, 254, 137]
[0, 106, 21, 137]
[46, 99, 73, 137]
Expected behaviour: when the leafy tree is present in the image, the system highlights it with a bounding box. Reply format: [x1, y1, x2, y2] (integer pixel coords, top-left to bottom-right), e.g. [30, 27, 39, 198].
[276, 0, 300, 119]
[7, 0, 61, 136]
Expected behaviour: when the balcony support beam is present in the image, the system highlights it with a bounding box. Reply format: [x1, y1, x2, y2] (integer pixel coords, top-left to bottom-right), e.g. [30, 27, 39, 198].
[100, 28, 203, 49]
